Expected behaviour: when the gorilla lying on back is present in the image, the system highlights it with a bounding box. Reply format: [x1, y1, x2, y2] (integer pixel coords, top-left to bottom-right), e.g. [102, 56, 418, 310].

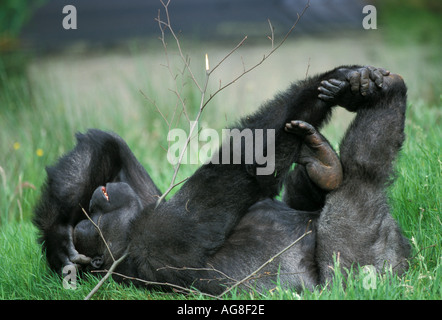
[34, 65, 411, 294]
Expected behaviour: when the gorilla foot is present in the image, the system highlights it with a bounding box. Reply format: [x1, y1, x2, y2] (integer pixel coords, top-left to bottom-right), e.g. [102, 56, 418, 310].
[318, 66, 391, 111]
[346, 66, 390, 96]
[285, 120, 343, 191]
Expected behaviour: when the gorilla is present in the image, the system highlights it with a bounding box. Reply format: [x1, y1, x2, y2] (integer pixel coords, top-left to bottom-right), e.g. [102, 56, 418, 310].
[33, 65, 411, 294]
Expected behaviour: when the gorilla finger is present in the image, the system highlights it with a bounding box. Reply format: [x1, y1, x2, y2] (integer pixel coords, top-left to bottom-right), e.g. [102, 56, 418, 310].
[318, 86, 336, 97]
[366, 66, 380, 83]
[71, 253, 92, 265]
[327, 79, 347, 88]
[320, 79, 344, 93]
[285, 120, 314, 136]
[360, 68, 370, 96]
[378, 68, 390, 76]
[371, 69, 384, 87]
[318, 93, 334, 101]
[347, 71, 360, 94]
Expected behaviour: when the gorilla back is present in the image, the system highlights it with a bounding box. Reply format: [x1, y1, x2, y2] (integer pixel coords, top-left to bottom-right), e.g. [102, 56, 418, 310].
[34, 66, 410, 294]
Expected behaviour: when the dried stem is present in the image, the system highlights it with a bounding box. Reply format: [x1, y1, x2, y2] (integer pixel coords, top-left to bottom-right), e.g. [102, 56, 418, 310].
[101, 270, 220, 299]
[80, 205, 115, 262]
[156, 0, 203, 92]
[202, 0, 310, 110]
[267, 19, 275, 49]
[208, 35, 248, 76]
[84, 250, 129, 300]
[154, 0, 310, 206]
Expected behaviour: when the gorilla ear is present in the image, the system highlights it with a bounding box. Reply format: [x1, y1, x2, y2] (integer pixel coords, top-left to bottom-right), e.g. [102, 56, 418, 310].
[90, 255, 104, 269]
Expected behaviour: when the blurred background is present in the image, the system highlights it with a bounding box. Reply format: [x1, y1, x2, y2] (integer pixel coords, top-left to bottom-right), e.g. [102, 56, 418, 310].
[12, 0, 371, 48]
[1, 0, 440, 102]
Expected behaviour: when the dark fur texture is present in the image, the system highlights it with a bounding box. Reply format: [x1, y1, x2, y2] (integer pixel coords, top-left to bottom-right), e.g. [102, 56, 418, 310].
[33, 66, 410, 294]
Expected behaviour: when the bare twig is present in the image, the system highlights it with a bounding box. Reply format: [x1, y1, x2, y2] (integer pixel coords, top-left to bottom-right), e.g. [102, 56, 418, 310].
[267, 19, 275, 49]
[156, 0, 203, 93]
[140, 89, 170, 127]
[157, 265, 239, 283]
[80, 205, 131, 299]
[101, 270, 220, 299]
[154, 0, 310, 206]
[156, 264, 267, 297]
[208, 36, 248, 76]
[84, 250, 129, 300]
[201, 0, 310, 110]
[79, 205, 115, 262]
[392, 243, 437, 271]
[305, 57, 311, 79]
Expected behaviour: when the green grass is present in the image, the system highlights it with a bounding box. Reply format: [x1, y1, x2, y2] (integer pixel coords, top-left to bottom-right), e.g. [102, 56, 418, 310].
[0, 27, 441, 300]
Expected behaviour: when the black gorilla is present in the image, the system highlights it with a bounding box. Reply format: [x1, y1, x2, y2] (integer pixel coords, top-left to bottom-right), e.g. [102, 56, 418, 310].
[34, 65, 411, 294]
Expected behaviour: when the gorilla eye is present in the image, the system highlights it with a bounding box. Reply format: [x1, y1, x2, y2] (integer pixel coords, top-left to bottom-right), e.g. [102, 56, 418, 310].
[102, 186, 109, 201]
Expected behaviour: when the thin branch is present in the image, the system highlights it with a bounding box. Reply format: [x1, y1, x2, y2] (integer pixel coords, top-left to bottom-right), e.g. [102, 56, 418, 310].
[154, 0, 310, 206]
[84, 250, 129, 300]
[157, 265, 239, 284]
[102, 270, 220, 300]
[140, 89, 170, 127]
[156, 7, 191, 123]
[157, 264, 266, 297]
[392, 243, 437, 271]
[208, 35, 248, 76]
[201, 0, 310, 110]
[267, 19, 274, 49]
[217, 229, 312, 298]
[305, 57, 311, 79]
[156, 0, 203, 92]
[80, 205, 115, 262]
[156, 97, 207, 207]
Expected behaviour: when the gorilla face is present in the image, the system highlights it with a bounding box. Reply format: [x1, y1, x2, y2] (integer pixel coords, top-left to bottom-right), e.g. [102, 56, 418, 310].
[73, 182, 143, 270]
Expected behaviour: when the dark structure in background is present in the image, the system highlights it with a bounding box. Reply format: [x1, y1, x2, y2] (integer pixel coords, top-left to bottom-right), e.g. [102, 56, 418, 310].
[22, 0, 370, 49]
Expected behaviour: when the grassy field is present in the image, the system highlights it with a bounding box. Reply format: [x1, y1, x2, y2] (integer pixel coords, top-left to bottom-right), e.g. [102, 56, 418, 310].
[0, 12, 441, 300]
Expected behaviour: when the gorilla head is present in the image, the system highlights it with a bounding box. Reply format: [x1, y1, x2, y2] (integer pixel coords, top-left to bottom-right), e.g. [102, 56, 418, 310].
[73, 182, 142, 270]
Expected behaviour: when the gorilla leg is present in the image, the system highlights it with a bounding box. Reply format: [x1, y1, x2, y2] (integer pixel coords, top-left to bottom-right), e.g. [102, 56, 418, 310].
[316, 74, 411, 283]
[33, 129, 161, 271]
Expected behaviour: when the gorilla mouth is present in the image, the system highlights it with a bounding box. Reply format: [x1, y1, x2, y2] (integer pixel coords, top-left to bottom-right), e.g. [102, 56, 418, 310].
[101, 186, 109, 201]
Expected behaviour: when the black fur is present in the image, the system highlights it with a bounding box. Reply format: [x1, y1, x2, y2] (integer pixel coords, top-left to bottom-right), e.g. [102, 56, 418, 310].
[33, 66, 410, 294]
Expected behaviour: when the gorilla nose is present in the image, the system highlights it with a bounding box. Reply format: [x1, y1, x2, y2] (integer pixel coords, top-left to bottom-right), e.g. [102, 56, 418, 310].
[91, 255, 104, 269]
